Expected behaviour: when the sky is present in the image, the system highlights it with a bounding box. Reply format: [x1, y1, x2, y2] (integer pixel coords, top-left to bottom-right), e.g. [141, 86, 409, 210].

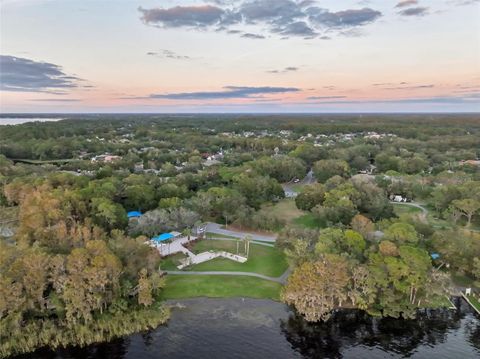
[0, 0, 479, 113]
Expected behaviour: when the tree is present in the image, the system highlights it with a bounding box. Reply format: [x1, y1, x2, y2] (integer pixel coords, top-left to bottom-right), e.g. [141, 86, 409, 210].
[368, 245, 432, 318]
[250, 155, 307, 182]
[344, 230, 366, 259]
[379, 240, 399, 257]
[295, 183, 325, 211]
[348, 265, 375, 310]
[384, 222, 419, 245]
[124, 184, 156, 212]
[137, 268, 153, 307]
[91, 198, 127, 231]
[282, 255, 350, 322]
[233, 173, 284, 209]
[451, 199, 480, 227]
[431, 185, 462, 214]
[313, 159, 350, 183]
[351, 214, 374, 238]
[61, 240, 122, 323]
[473, 257, 480, 283]
[244, 235, 252, 257]
[352, 179, 394, 220]
[290, 144, 326, 166]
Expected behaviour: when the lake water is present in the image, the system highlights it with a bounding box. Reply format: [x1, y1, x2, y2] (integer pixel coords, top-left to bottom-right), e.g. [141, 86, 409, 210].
[0, 118, 63, 125]
[16, 297, 480, 359]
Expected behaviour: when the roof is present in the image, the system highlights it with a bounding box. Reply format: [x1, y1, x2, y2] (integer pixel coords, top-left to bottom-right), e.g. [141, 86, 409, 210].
[430, 253, 441, 260]
[127, 211, 142, 218]
[152, 233, 174, 242]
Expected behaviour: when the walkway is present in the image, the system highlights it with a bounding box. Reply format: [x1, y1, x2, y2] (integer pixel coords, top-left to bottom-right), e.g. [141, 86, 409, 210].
[156, 236, 196, 257]
[165, 267, 291, 284]
[206, 223, 277, 243]
[207, 236, 275, 247]
[177, 251, 247, 270]
[156, 235, 248, 270]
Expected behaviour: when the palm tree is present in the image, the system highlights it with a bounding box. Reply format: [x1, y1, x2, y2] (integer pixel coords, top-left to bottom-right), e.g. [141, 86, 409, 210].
[183, 227, 192, 241]
[244, 235, 252, 258]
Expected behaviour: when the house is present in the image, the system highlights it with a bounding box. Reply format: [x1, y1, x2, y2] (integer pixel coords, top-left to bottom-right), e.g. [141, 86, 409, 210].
[134, 162, 144, 172]
[91, 154, 122, 163]
[391, 194, 407, 202]
[459, 160, 480, 166]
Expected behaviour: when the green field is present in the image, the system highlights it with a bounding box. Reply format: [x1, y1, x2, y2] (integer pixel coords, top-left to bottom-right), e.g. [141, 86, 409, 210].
[262, 199, 324, 229]
[466, 294, 480, 312]
[160, 253, 187, 270]
[392, 203, 422, 217]
[205, 232, 237, 239]
[187, 240, 288, 277]
[292, 213, 325, 229]
[263, 199, 304, 224]
[160, 275, 282, 301]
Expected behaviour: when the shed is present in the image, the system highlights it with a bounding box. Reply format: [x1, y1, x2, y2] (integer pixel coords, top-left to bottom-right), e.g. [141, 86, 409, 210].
[127, 211, 142, 219]
[430, 253, 440, 260]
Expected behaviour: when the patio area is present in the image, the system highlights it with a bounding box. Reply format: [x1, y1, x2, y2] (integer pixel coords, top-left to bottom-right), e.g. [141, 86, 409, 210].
[151, 234, 247, 270]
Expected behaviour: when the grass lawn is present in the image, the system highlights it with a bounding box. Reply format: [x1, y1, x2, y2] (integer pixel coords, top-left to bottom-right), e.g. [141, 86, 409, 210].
[263, 198, 325, 230]
[466, 294, 480, 312]
[205, 232, 237, 239]
[187, 240, 288, 277]
[160, 253, 187, 270]
[263, 199, 304, 225]
[422, 295, 455, 309]
[392, 203, 422, 217]
[292, 213, 325, 229]
[452, 272, 479, 289]
[160, 275, 282, 301]
[290, 183, 305, 193]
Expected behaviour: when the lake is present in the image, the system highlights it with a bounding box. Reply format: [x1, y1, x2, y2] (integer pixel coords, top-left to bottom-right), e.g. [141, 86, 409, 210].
[0, 118, 63, 125]
[15, 297, 480, 359]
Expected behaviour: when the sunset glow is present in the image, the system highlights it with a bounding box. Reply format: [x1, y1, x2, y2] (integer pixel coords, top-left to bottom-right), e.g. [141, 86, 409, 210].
[1, 0, 479, 112]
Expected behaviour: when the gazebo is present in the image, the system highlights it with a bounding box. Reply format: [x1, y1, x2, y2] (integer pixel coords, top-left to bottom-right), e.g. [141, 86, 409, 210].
[151, 232, 175, 254]
[152, 233, 174, 244]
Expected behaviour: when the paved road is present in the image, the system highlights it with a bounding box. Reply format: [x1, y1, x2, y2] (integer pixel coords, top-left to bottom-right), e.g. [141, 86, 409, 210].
[165, 268, 291, 284]
[282, 169, 314, 198]
[206, 223, 277, 242]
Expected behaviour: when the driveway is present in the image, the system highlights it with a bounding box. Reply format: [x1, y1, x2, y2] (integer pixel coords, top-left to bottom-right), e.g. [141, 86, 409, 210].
[206, 222, 277, 243]
[282, 169, 314, 198]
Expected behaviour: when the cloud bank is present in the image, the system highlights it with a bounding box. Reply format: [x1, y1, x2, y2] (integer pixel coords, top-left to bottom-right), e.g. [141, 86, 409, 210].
[139, 0, 383, 39]
[129, 86, 300, 100]
[0, 55, 83, 93]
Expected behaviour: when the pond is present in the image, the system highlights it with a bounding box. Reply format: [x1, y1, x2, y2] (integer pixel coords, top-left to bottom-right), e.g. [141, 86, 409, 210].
[17, 297, 480, 359]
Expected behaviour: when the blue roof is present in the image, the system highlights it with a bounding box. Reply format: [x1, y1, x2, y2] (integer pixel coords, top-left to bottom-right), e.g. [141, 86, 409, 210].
[127, 211, 142, 218]
[152, 233, 174, 242]
[431, 253, 440, 260]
